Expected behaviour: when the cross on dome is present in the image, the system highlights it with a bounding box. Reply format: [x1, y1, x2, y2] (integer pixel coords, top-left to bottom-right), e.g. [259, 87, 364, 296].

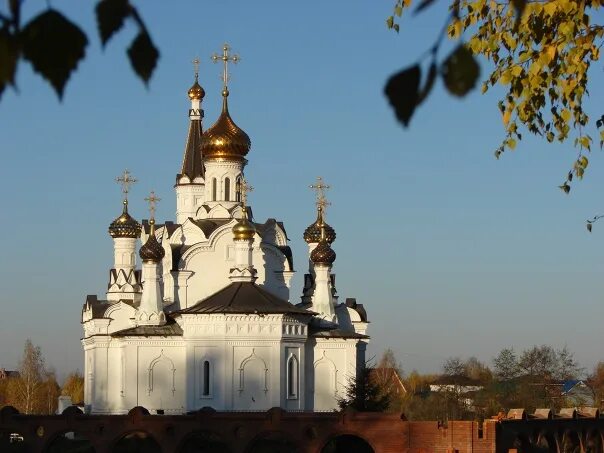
[310, 176, 331, 213]
[211, 43, 240, 90]
[144, 191, 161, 221]
[192, 57, 200, 80]
[240, 178, 253, 212]
[116, 169, 137, 201]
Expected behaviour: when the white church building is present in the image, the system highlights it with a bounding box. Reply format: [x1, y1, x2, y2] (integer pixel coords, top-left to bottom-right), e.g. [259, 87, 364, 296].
[81, 45, 369, 415]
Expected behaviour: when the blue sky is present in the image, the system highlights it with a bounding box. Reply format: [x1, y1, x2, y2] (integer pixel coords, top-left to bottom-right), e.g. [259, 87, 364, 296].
[1, 1, 603, 379]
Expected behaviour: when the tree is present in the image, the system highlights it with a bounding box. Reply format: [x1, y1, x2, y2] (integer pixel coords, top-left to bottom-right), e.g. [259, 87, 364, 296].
[493, 348, 520, 381]
[62, 371, 85, 405]
[374, 349, 406, 412]
[385, 0, 604, 193]
[587, 362, 604, 409]
[442, 357, 466, 377]
[337, 363, 391, 412]
[10, 339, 46, 414]
[40, 370, 60, 415]
[0, 0, 159, 100]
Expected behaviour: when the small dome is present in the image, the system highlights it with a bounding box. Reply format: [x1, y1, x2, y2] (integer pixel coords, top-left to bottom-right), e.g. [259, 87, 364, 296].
[233, 217, 256, 241]
[139, 221, 165, 263]
[201, 92, 250, 161]
[311, 239, 336, 265]
[188, 79, 205, 100]
[109, 200, 141, 239]
[304, 206, 335, 244]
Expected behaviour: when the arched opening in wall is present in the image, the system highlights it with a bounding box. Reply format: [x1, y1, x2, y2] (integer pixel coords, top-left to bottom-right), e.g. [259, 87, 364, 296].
[287, 355, 299, 399]
[212, 178, 217, 201]
[113, 431, 161, 453]
[0, 430, 29, 453]
[236, 178, 241, 202]
[224, 177, 230, 201]
[44, 431, 95, 453]
[246, 432, 299, 453]
[321, 434, 374, 453]
[177, 431, 231, 453]
[561, 430, 582, 453]
[202, 360, 211, 396]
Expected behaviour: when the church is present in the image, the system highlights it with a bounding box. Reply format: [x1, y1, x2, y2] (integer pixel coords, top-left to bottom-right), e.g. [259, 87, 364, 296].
[81, 44, 369, 415]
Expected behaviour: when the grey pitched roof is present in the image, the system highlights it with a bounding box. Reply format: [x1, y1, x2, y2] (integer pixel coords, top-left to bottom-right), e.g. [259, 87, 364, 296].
[177, 282, 314, 315]
[111, 319, 183, 337]
[309, 327, 369, 339]
[178, 119, 204, 181]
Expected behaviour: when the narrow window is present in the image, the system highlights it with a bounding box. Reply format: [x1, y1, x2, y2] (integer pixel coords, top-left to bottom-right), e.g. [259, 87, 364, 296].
[235, 178, 241, 202]
[287, 355, 298, 398]
[212, 179, 217, 201]
[224, 177, 231, 201]
[203, 361, 210, 396]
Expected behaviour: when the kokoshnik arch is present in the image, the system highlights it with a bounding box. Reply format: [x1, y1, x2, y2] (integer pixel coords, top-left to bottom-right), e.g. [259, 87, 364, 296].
[80, 44, 370, 414]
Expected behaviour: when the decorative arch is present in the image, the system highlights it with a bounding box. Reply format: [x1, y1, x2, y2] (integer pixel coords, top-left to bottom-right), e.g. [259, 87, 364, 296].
[112, 431, 161, 453]
[177, 430, 232, 453]
[320, 433, 375, 453]
[239, 349, 269, 392]
[287, 354, 299, 399]
[148, 350, 176, 396]
[44, 430, 95, 453]
[313, 351, 338, 392]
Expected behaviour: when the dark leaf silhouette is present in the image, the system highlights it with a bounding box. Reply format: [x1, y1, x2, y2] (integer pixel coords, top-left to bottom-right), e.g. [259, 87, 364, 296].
[96, 0, 131, 47]
[20, 9, 88, 99]
[587, 222, 592, 232]
[384, 64, 421, 127]
[0, 28, 19, 99]
[441, 44, 480, 97]
[127, 31, 159, 85]
[417, 62, 437, 104]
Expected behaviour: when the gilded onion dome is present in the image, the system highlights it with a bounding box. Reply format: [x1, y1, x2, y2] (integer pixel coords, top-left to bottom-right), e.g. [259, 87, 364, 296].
[188, 78, 205, 101]
[303, 206, 336, 244]
[109, 200, 141, 238]
[139, 220, 165, 263]
[232, 217, 256, 241]
[200, 90, 251, 160]
[310, 236, 336, 265]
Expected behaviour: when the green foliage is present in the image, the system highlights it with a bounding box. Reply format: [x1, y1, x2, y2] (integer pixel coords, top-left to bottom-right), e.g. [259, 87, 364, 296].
[0, 0, 159, 100]
[386, 0, 604, 192]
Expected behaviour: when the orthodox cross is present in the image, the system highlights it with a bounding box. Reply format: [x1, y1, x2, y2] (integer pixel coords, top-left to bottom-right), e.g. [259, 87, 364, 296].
[310, 176, 331, 212]
[116, 169, 137, 201]
[240, 178, 253, 211]
[211, 43, 240, 89]
[145, 191, 161, 221]
[192, 57, 200, 81]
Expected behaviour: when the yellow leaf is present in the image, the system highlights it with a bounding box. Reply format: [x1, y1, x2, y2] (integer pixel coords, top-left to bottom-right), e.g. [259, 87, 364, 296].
[503, 109, 511, 126]
[507, 138, 517, 150]
[500, 69, 512, 85]
[561, 109, 571, 122]
[511, 65, 522, 77]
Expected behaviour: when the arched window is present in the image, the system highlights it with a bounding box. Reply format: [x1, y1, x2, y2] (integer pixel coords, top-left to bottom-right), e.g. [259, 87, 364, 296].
[235, 177, 242, 202]
[211, 178, 217, 201]
[224, 177, 231, 201]
[287, 355, 298, 399]
[202, 361, 211, 396]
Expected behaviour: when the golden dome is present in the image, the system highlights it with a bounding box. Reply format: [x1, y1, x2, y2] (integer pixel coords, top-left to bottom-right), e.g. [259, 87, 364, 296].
[139, 220, 165, 263]
[188, 79, 205, 100]
[232, 217, 256, 241]
[310, 239, 336, 265]
[109, 200, 141, 239]
[201, 91, 251, 161]
[303, 206, 336, 244]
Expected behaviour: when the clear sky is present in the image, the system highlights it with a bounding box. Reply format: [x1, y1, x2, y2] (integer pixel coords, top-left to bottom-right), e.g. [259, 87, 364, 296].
[1, 1, 603, 379]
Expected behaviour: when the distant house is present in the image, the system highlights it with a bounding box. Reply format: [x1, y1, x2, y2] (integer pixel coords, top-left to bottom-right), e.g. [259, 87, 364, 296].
[370, 367, 407, 398]
[0, 368, 19, 380]
[429, 375, 483, 394]
[561, 380, 594, 407]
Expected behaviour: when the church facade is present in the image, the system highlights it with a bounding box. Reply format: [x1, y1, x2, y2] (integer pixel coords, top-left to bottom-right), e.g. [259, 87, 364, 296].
[81, 45, 369, 415]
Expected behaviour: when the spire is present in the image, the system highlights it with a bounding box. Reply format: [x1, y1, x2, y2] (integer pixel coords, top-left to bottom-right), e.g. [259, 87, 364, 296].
[232, 178, 255, 241]
[180, 58, 205, 181]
